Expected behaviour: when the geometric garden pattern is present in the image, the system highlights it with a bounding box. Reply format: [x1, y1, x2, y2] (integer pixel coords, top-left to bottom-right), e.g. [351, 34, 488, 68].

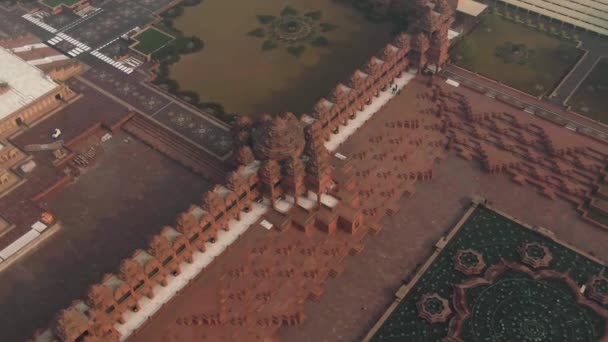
[371, 206, 608, 341]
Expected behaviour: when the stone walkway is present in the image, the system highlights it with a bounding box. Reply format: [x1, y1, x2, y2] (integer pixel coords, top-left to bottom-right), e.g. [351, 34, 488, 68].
[325, 71, 417, 152]
[113, 202, 269, 341]
[552, 51, 604, 104]
[76, 68, 233, 158]
[443, 65, 608, 141]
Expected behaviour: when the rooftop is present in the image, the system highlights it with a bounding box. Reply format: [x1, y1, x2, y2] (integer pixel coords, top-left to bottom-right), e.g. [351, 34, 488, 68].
[0, 47, 59, 120]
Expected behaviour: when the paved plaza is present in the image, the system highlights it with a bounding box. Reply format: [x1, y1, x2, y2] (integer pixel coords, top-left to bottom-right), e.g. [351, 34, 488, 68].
[0, 0, 607, 341]
[0, 6, 28, 37]
[61, 1, 156, 48]
[78, 67, 233, 157]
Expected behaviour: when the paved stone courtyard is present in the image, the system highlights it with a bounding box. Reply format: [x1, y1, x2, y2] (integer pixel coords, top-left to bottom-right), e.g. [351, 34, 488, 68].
[278, 154, 608, 342]
[153, 103, 233, 155]
[62, 1, 154, 48]
[276, 74, 608, 342]
[77, 68, 233, 157]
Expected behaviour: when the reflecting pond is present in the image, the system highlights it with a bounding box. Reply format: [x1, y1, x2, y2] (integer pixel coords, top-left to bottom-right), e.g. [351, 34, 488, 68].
[169, 0, 393, 117]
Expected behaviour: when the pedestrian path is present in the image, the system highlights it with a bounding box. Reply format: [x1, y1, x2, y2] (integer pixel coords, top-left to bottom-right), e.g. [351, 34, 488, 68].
[22, 13, 57, 33]
[46, 32, 91, 57]
[114, 201, 269, 340]
[325, 70, 417, 152]
[90, 50, 139, 74]
[88, 27, 145, 74]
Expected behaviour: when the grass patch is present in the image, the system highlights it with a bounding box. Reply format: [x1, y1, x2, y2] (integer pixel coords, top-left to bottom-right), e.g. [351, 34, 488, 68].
[132, 27, 175, 55]
[261, 40, 278, 51]
[451, 14, 582, 97]
[281, 6, 298, 16]
[42, 0, 80, 8]
[286, 45, 306, 57]
[248, 28, 266, 37]
[304, 10, 322, 20]
[311, 36, 329, 47]
[257, 15, 276, 24]
[568, 58, 608, 124]
[319, 22, 339, 32]
[370, 206, 607, 341]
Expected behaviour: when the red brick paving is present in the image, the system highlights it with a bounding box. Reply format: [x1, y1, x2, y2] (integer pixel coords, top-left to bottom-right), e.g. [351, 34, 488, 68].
[444, 64, 608, 135]
[277, 154, 608, 342]
[122, 74, 607, 342]
[127, 222, 369, 342]
[275, 75, 608, 342]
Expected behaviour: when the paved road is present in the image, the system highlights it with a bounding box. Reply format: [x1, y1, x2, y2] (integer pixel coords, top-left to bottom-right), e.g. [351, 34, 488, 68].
[443, 65, 608, 142]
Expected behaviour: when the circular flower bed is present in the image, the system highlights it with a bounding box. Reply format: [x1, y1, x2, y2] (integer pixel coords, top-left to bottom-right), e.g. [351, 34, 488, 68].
[247, 6, 338, 57]
[454, 249, 486, 275]
[495, 42, 535, 65]
[454, 249, 486, 276]
[519, 242, 553, 269]
[417, 293, 452, 324]
[587, 275, 608, 305]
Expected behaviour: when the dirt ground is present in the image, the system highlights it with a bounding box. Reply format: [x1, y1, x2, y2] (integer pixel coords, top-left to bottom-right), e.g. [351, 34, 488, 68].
[277, 154, 608, 342]
[0, 131, 212, 342]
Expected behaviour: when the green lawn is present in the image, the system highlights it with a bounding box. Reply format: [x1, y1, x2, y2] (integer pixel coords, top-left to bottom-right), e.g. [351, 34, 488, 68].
[568, 58, 608, 124]
[132, 27, 175, 55]
[452, 14, 582, 97]
[42, 0, 81, 8]
[371, 206, 607, 341]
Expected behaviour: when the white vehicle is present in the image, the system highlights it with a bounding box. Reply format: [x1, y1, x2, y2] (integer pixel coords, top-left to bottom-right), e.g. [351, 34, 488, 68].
[52, 129, 62, 139]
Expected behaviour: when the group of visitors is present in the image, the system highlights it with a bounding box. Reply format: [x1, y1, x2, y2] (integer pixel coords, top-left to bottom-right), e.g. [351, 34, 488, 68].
[391, 84, 399, 95]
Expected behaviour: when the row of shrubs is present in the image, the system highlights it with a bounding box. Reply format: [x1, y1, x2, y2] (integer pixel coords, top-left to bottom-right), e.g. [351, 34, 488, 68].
[492, 8, 581, 43]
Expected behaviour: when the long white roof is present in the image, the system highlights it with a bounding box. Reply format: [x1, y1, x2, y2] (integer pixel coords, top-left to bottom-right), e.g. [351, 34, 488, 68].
[0, 47, 59, 120]
[457, 0, 488, 16]
[499, 0, 608, 35]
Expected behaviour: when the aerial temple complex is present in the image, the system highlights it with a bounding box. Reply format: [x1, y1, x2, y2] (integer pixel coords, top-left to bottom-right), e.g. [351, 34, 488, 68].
[21, 0, 608, 340]
[28, 1, 458, 340]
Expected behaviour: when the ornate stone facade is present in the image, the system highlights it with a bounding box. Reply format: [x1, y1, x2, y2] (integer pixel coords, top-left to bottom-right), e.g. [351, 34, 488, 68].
[250, 112, 305, 162]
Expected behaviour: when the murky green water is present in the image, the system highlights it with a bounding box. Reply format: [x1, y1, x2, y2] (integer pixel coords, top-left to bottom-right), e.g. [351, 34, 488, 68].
[170, 0, 393, 117]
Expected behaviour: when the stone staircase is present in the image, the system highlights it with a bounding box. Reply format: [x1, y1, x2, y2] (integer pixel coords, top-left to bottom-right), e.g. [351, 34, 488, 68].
[123, 115, 230, 184]
[23, 140, 64, 152]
